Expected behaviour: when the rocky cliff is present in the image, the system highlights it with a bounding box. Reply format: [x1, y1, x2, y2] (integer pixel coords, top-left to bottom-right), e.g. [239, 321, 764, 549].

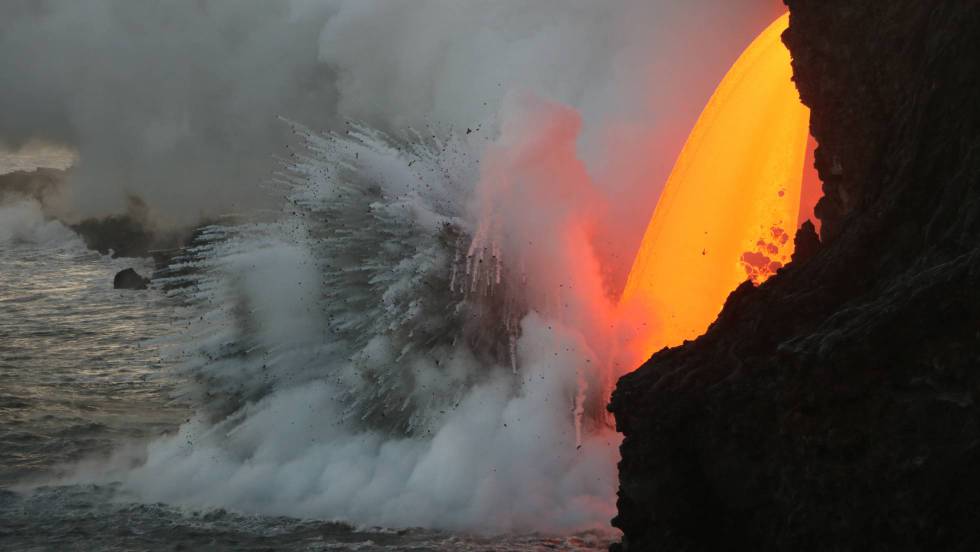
[610, 2, 980, 550]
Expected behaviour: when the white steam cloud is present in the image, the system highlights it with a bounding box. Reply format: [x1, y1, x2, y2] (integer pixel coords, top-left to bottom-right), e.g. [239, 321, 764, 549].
[16, 0, 786, 535]
[108, 127, 622, 533]
[0, 0, 338, 226]
[0, 200, 78, 246]
[1, 0, 778, 234]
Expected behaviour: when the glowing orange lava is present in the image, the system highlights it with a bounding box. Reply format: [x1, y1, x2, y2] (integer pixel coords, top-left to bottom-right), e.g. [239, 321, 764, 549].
[618, 12, 810, 362]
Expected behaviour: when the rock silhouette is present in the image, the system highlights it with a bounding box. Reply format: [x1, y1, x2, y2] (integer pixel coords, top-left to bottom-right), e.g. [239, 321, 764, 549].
[113, 268, 150, 290]
[610, 1, 980, 550]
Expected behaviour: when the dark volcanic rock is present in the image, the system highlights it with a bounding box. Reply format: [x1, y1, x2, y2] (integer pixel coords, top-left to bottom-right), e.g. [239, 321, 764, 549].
[72, 214, 158, 259]
[610, 2, 980, 551]
[791, 219, 820, 264]
[70, 197, 202, 260]
[113, 268, 150, 290]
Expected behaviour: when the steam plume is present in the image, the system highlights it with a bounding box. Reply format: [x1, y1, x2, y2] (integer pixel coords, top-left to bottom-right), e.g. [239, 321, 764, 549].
[11, 0, 789, 535]
[1, 0, 780, 235]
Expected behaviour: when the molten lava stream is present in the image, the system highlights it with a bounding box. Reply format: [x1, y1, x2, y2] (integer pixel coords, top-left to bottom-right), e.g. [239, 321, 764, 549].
[616, 12, 810, 367]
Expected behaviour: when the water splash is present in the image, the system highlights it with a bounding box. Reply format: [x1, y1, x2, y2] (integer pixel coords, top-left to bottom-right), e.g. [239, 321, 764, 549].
[119, 121, 619, 533]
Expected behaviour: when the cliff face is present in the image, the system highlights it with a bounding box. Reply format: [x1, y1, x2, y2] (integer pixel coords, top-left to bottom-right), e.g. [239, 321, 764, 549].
[610, 2, 980, 550]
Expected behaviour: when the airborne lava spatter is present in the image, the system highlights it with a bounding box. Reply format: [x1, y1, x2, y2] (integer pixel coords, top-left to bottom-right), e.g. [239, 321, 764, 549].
[617, 12, 811, 363]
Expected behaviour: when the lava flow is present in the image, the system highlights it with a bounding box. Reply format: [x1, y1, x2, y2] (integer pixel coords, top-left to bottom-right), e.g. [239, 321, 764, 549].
[617, 12, 811, 365]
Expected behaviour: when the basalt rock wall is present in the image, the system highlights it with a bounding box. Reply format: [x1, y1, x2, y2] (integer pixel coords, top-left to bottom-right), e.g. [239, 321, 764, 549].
[610, 1, 980, 550]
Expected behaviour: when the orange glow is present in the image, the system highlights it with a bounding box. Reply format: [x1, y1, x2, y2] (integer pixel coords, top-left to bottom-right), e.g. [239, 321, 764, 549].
[618, 13, 810, 362]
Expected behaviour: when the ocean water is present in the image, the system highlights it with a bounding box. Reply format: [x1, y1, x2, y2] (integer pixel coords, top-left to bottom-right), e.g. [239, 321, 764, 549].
[1, 485, 610, 551]
[0, 229, 613, 550]
[0, 235, 182, 486]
